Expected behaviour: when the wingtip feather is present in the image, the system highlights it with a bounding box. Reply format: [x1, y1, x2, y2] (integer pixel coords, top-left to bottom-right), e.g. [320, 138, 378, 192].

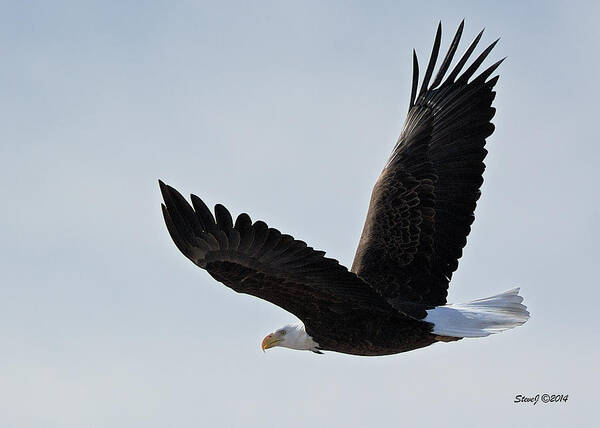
[409, 49, 419, 109]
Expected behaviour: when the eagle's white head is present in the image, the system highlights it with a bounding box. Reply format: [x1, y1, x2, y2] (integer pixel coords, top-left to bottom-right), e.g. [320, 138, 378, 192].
[261, 323, 322, 353]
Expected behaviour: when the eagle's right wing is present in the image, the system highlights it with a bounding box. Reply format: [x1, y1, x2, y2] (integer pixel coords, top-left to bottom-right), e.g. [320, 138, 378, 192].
[352, 22, 502, 309]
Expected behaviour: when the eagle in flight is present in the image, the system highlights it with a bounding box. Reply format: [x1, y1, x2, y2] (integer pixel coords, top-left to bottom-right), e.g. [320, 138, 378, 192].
[159, 22, 529, 356]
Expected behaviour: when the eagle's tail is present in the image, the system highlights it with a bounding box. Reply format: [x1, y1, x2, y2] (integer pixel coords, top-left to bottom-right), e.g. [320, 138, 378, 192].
[424, 288, 530, 338]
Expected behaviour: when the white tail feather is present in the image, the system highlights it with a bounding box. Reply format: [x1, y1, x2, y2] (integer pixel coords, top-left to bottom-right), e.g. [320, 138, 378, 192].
[424, 288, 530, 338]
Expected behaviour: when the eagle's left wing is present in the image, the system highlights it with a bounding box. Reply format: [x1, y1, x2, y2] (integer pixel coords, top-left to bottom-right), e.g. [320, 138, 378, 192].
[159, 181, 398, 327]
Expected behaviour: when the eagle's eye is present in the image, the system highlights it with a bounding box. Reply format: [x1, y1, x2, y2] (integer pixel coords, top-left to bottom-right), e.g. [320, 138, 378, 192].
[279, 330, 286, 336]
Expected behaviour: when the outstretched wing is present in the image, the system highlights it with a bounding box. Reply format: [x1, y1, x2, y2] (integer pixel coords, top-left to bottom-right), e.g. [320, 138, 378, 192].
[159, 181, 393, 325]
[351, 22, 502, 308]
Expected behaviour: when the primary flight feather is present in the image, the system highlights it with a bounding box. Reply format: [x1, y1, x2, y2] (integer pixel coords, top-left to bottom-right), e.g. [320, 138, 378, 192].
[159, 21, 529, 356]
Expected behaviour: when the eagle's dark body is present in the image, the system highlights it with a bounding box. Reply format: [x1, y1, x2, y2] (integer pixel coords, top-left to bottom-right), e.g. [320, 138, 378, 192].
[160, 22, 503, 356]
[208, 261, 436, 356]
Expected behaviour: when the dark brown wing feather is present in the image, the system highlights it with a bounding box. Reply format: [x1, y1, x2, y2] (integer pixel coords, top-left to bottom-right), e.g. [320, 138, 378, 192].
[159, 181, 394, 326]
[351, 22, 502, 308]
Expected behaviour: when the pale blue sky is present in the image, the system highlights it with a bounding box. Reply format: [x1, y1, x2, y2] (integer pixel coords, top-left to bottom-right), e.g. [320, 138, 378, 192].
[1, 1, 598, 427]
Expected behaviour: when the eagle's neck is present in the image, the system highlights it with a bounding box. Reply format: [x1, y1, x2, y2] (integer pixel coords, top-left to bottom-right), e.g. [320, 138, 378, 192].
[282, 324, 321, 352]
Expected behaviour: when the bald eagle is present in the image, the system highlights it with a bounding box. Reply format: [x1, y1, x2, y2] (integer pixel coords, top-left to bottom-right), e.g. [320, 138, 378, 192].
[159, 22, 529, 356]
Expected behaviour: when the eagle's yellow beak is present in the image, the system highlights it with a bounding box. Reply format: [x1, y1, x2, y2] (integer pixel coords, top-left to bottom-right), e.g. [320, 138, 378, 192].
[261, 333, 282, 352]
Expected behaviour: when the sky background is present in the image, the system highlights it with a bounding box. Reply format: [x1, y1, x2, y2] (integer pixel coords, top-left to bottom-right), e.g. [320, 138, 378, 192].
[1, 1, 598, 427]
